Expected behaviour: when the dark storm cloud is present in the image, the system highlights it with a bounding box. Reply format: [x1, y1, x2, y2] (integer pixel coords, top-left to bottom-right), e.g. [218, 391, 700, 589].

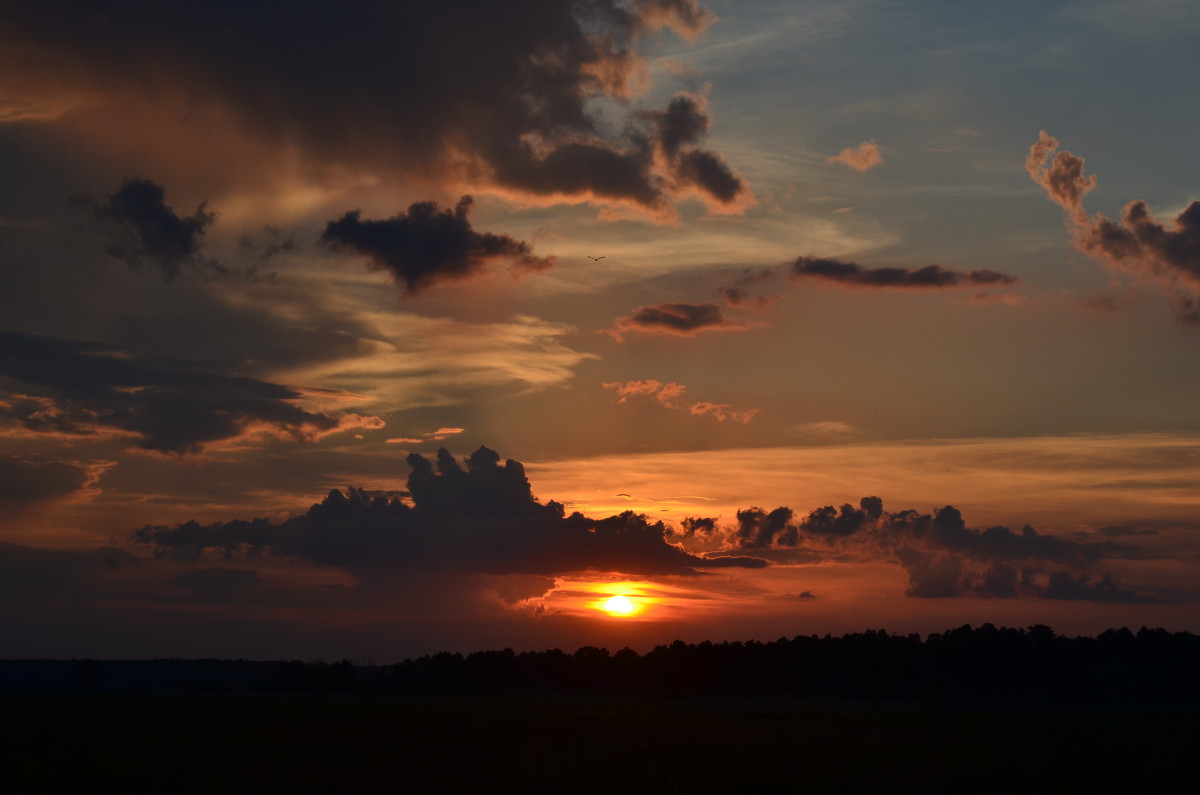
[1029, 131, 1200, 323]
[652, 94, 711, 159]
[320, 196, 554, 296]
[0, 454, 111, 513]
[632, 92, 746, 204]
[609, 302, 747, 338]
[676, 516, 718, 537]
[82, 178, 215, 281]
[675, 149, 745, 203]
[0, 330, 379, 455]
[5, 1, 748, 214]
[782, 499, 1125, 565]
[137, 446, 768, 576]
[733, 507, 796, 549]
[720, 496, 1159, 604]
[790, 256, 1017, 289]
[800, 497, 880, 538]
[1079, 200, 1200, 323]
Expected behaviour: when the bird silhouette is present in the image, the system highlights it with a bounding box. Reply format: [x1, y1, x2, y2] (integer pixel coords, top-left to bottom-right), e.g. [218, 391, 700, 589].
[588, 255, 606, 261]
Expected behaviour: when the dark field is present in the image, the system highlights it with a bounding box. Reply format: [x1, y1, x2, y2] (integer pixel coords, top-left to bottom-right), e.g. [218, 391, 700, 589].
[3, 691, 1195, 793]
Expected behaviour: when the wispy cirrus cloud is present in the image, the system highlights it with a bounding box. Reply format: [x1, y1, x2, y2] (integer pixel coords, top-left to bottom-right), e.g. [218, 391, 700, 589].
[386, 427, 465, 445]
[278, 313, 597, 411]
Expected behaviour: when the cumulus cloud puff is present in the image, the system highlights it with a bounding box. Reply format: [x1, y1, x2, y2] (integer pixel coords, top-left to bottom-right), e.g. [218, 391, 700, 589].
[827, 140, 884, 172]
[320, 196, 555, 296]
[1029, 131, 1200, 323]
[84, 178, 216, 281]
[136, 446, 768, 576]
[722, 496, 1162, 604]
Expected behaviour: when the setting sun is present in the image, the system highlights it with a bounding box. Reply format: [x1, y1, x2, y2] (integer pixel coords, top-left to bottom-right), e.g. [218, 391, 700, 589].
[601, 594, 637, 617]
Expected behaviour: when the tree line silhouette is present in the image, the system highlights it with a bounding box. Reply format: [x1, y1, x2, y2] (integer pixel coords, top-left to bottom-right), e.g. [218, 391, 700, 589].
[4, 624, 1197, 704]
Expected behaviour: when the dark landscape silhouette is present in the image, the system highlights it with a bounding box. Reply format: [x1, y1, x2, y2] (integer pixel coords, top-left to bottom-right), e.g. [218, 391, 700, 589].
[4, 623, 1198, 703]
[5, 624, 1196, 793]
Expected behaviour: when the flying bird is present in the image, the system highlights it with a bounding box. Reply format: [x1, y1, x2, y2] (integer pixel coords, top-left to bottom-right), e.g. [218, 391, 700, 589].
[588, 255, 606, 261]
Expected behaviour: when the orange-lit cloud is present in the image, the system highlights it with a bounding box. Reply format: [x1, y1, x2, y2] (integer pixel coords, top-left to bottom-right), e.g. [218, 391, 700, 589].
[827, 140, 884, 172]
[604, 379, 758, 423]
[635, 0, 717, 38]
[606, 380, 688, 407]
[688, 402, 759, 423]
[381, 426, 466, 446]
[1026, 130, 1096, 224]
[525, 433, 1200, 537]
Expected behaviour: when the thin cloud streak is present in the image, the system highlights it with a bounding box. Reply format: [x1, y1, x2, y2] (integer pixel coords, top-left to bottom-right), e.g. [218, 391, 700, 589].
[790, 256, 1017, 289]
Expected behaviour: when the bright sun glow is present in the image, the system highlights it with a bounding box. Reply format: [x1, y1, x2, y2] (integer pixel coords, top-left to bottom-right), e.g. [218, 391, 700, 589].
[601, 594, 637, 616]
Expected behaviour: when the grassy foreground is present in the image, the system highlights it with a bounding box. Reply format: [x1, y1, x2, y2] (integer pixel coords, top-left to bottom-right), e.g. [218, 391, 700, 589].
[3, 691, 1195, 793]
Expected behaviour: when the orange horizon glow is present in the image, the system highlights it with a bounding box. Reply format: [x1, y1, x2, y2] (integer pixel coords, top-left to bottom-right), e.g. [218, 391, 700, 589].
[600, 594, 638, 616]
[551, 578, 708, 622]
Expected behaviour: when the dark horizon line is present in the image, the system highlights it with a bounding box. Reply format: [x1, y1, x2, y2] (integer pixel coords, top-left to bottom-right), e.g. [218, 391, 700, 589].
[1, 621, 1192, 665]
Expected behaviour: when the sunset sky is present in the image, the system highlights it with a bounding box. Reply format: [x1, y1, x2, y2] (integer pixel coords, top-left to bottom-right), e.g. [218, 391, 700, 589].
[3, 0, 1199, 660]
